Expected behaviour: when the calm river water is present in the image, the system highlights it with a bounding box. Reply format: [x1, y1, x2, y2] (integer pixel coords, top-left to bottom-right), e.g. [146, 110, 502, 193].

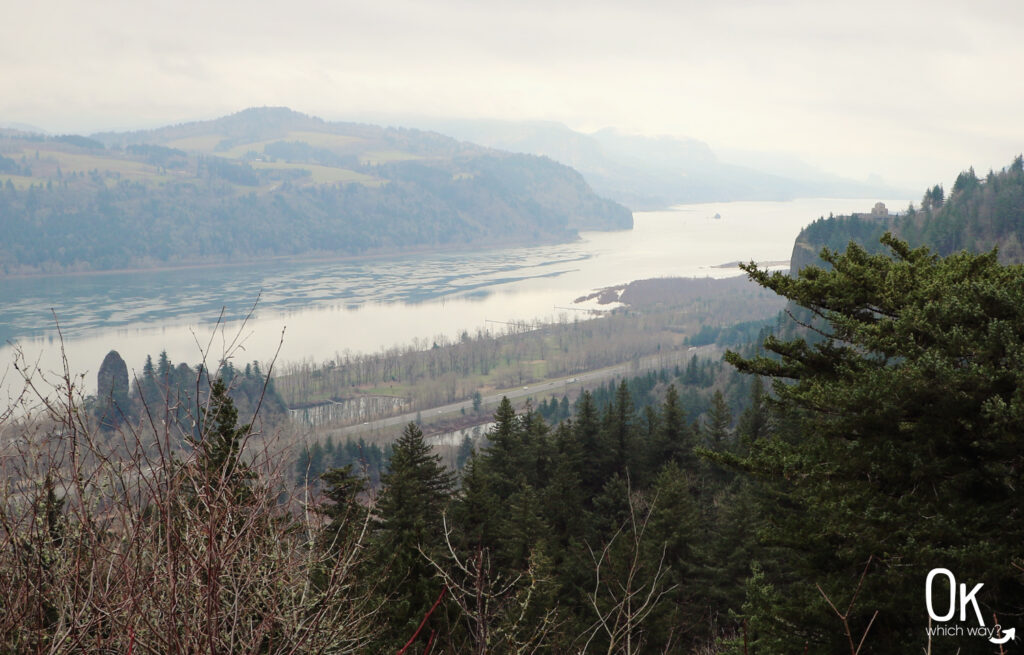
[0, 198, 907, 397]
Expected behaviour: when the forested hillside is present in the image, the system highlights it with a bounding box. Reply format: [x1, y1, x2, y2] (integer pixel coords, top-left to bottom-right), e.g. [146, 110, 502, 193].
[0, 108, 631, 275]
[790, 155, 1024, 272]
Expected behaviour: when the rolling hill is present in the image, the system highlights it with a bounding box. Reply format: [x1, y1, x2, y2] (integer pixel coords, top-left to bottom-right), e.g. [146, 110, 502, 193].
[0, 108, 632, 275]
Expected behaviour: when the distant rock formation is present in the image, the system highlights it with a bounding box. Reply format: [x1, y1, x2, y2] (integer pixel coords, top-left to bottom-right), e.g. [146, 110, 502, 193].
[97, 350, 129, 429]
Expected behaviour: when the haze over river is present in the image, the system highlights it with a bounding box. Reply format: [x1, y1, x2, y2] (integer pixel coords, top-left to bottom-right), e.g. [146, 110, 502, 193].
[1, 198, 906, 398]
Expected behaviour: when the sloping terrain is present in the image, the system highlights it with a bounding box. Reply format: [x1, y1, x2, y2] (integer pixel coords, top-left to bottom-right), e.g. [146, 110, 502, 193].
[392, 117, 908, 209]
[0, 108, 631, 275]
[789, 157, 1024, 273]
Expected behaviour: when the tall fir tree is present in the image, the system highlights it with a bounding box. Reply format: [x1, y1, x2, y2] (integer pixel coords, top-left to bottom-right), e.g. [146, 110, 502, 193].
[649, 384, 697, 472]
[573, 390, 604, 501]
[485, 397, 522, 501]
[702, 389, 732, 452]
[606, 380, 637, 477]
[372, 421, 455, 650]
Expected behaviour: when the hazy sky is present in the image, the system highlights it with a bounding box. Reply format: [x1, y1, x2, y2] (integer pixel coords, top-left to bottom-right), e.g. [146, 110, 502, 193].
[3, 0, 1023, 190]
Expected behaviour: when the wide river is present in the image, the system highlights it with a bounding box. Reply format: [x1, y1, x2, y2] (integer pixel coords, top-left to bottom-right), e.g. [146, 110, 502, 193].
[0, 198, 907, 398]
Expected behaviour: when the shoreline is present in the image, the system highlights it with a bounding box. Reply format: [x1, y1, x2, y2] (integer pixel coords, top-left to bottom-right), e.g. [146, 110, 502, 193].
[0, 233, 588, 282]
[574, 264, 789, 308]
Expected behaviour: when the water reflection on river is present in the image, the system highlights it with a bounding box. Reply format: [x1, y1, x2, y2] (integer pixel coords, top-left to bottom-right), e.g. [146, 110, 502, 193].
[0, 198, 906, 396]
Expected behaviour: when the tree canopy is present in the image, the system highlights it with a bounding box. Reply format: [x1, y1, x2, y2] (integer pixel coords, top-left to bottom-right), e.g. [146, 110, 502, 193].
[726, 233, 1024, 652]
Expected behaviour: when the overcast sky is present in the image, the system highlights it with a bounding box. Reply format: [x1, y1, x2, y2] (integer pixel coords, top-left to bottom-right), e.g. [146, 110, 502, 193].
[3, 0, 1023, 190]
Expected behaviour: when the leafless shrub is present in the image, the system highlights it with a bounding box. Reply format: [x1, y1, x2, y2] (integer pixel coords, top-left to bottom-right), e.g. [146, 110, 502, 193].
[420, 514, 560, 655]
[0, 324, 381, 654]
[815, 555, 877, 655]
[579, 486, 677, 655]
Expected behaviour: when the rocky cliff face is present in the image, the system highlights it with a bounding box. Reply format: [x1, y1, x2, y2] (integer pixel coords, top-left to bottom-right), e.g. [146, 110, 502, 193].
[788, 213, 894, 274]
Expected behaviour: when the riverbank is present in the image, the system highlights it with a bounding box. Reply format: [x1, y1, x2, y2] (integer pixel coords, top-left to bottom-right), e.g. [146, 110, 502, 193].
[0, 231, 596, 281]
[274, 268, 786, 441]
[573, 272, 785, 309]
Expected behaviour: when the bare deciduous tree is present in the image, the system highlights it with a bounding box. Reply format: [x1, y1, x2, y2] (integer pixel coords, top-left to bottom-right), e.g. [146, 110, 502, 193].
[580, 487, 677, 655]
[421, 514, 560, 655]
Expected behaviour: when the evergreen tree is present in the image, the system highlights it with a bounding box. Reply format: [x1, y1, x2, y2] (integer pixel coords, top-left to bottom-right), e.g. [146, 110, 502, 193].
[644, 462, 702, 648]
[736, 376, 769, 446]
[157, 349, 171, 379]
[451, 450, 500, 551]
[543, 421, 586, 552]
[317, 465, 368, 558]
[499, 478, 547, 571]
[649, 384, 697, 472]
[455, 433, 474, 469]
[573, 391, 604, 500]
[726, 234, 1024, 652]
[599, 381, 636, 480]
[702, 389, 732, 451]
[517, 405, 553, 490]
[138, 353, 159, 407]
[485, 397, 521, 500]
[372, 422, 455, 650]
[198, 378, 254, 500]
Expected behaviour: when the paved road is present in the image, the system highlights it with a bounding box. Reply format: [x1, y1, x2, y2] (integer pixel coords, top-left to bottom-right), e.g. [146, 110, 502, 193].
[323, 347, 708, 441]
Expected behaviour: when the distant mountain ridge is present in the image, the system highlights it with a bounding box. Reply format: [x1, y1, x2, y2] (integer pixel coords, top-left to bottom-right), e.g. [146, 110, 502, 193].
[0, 107, 632, 276]
[92, 108, 470, 161]
[789, 157, 1024, 273]
[386, 117, 908, 209]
